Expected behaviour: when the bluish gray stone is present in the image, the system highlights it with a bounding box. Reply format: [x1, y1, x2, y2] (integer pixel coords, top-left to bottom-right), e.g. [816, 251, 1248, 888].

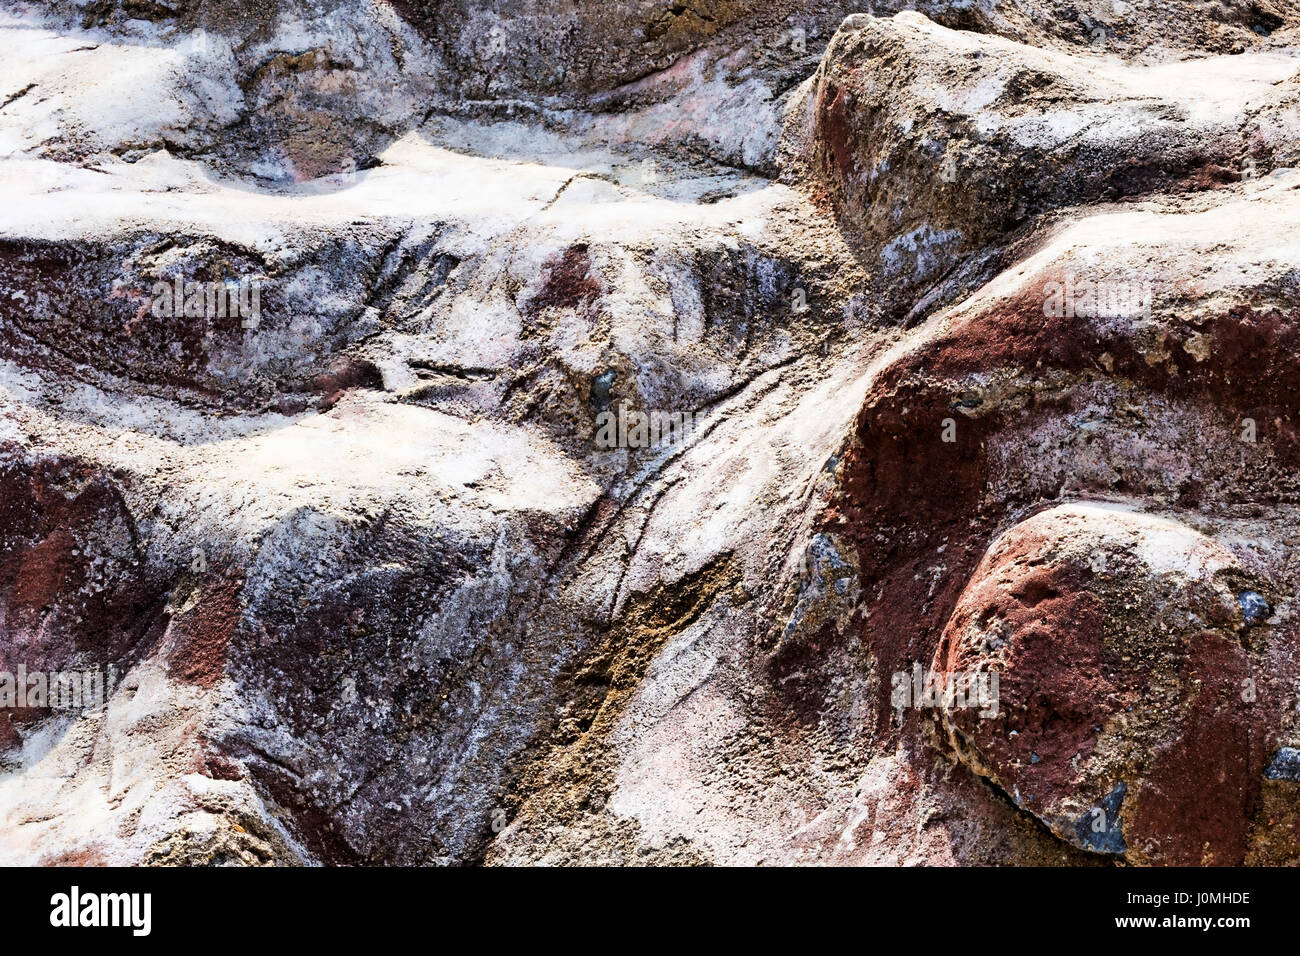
[589, 370, 617, 412]
[1073, 782, 1127, 854]
[1265, 747, 1300, 782]
[1239, 591, 1271, 626]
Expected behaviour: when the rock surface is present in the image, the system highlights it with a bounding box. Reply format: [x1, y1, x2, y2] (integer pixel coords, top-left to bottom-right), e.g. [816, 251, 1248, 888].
[1, 0, 1299, 866]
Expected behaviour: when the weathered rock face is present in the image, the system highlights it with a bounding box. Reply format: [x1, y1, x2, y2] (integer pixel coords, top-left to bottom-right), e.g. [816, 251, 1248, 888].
[936, 504, 1287, 865]
[794, 10, 1300, 306]
[0, 450, 166, 753]
[2, 0, 1300, 867]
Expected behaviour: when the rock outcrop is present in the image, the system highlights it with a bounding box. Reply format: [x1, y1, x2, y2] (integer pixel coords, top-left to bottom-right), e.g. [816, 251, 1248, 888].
[2, 0, 1300, 866]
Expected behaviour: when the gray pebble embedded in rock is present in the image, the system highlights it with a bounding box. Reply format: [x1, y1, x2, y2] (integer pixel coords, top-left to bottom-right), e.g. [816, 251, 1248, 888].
[1265, 747, 1300, 782]
[1072, 782, 1127, 854]
[590, 370, 617, 412]
[1239, 591, 1271, 626]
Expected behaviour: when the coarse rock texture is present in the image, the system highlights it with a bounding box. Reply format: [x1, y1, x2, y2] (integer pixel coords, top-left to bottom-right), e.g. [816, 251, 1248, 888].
[790, 11, 1300, 306]
[936, 504, 1290, 865]
[1, 0, 1300, 866]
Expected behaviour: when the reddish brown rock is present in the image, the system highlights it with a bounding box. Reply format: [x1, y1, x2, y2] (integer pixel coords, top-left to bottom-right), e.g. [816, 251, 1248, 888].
[934, 504, 1288, 864]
